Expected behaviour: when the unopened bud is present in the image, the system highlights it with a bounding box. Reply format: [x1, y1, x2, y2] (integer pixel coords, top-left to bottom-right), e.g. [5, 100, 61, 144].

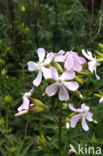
[93, 120, 98, 124]
[94, 93, 102, 98]
[29, 107, 44, 113]
[15, 110, 28, 117]
[65, 118, 70, 129]
[98, 43, 103, 49]
[75, 90, 83, 98]
[30, 97, 45, 108]
[62, 103, 68, 109]
[75, 76, 85, 84]
[96, 51, 103, 57]
[42, 92, 47, 96]
[52, 60, 63, 73]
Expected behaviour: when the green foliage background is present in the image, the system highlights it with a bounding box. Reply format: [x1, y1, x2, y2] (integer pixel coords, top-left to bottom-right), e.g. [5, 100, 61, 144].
[0, 0, 103, 155]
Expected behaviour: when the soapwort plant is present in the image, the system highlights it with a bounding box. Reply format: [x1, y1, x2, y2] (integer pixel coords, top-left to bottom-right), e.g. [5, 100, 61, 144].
[15, 48, 103, 155]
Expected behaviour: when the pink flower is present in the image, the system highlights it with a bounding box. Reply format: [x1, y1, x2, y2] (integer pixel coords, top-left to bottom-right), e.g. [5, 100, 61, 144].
[17, 88, 34, 112]
[64, 51, 86, 72]
[45, 67, 79, 101]
[68, 103, 93, 131]
[27, 48, 53, 87]
[99, 97, 103, 103]
[48, 50, 65, 62]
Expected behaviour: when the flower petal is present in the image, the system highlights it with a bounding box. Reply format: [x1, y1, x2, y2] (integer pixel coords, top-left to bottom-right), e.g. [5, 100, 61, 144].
[59, 85, 69, 101]
[68, 103, 82, 113]
[18, 96, 29, 112]
[94, 65, 100, 80]
[81, 103, 89, 111]
[43, 52, 54, 65]
[27, 61, 38, 71]
[42, 67, 52, 79]
[46, 82, 58, 96]
[60, 70, 75, 81]
[63, 81, 79, 91]
[82, 49, 93, 61]
[99, 97, 103, 103]
[70, 114, 82, 128]
[64, 54, 73, 71]
[49, 67, 59, 81]
[33, 71, 42, 87]
[77, 56, 86, 64]
[37, 48, 45, 63]
[82, 115, 89, 131]
[86, 112, 93, 121]
[25, 88, 34, 97]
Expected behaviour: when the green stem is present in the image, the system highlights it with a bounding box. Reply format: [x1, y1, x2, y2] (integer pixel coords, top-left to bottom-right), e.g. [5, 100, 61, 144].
[59, 102, 62, 156]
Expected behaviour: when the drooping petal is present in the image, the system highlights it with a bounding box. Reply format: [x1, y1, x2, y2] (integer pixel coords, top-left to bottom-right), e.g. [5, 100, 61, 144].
[63, 81, 79, 91]
[49, 67, 59, 81]
[58, 85, 69, 101]
[70, 114, 82, 128]
[86, 112, 93, 121]
[64, 54, 73, 71]
[33, 71, 42, 87]
[88, 61, 96, 72]
[27, 61, 38, 71]
[60, 70, 75, 81]
[45, 82, 58, 96]
[18, 96, 29, 112]
[94, 65, 100, 80]
[68, 103, 82, 113]
[25, 88, 34, 97]
[82, 115, 89, 131]
[37, 48, 45, 63]
[42, 67, 52, 79]
[82, 49, 93, 61]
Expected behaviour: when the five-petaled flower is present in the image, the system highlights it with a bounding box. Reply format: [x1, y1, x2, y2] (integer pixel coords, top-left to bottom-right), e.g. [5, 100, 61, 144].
[64, 51, 86, 72]
[82, 49, 100, 80]
[27, 48, 53, 87]
[68, 103, 93, 131]
[45, 67, 79, 101]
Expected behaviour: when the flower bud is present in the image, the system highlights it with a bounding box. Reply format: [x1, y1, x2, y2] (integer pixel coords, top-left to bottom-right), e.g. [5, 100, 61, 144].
[65, 118, 70, 129]
[75, 76, 85, 84]
[93, 120, 98, 124]
[52, 60, 63, 73]
[98, 43, 103, 49]
[30, 97, 45, 108]
[62, 103, 68, 109]
[96, 51, 103, 57]
[75, 90, 83, 99]
[29, 107, 44, 113]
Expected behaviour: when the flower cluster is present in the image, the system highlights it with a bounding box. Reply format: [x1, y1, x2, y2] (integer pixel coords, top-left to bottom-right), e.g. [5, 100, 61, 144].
[15, 47, 102, 131]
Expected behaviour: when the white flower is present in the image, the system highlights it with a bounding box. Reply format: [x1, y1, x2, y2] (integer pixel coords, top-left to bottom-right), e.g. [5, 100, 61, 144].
[82, 49, 100, 80]
[27, 48, 53, 87]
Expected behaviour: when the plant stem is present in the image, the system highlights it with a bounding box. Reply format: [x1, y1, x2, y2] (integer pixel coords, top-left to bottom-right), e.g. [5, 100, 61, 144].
[59, 102, 62, 156]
